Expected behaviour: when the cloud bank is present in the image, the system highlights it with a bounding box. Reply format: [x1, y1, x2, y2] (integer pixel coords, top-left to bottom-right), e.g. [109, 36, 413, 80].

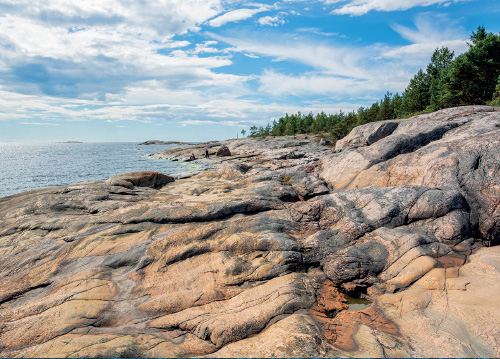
[0, 0, 490, 141]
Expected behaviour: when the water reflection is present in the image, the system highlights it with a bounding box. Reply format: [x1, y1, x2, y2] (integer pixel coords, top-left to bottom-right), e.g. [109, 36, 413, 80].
[344, 294, 372, 311]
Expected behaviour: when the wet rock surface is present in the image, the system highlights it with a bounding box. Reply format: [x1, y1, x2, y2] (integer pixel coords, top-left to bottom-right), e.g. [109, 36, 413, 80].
[1, 106, 499, 357]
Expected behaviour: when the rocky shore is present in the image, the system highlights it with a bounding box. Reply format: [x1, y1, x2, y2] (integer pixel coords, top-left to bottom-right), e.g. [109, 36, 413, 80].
[1, 106, 499, 357]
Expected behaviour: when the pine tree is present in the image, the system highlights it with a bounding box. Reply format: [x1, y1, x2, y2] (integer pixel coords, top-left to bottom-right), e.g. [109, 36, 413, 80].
[488, 75, 500, 106]
[400, 69, 430, 114]
[427, 47, 454, 110]
[379, 92, 393, 120]
[438, 30, 500, 106]
[285, 120, 295, 136]
[391, 93, 403, 118]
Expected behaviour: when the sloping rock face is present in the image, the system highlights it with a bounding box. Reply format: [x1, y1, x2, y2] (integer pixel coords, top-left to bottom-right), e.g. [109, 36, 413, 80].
[0, 106, 499, 358]
[323, 106, 500, 244]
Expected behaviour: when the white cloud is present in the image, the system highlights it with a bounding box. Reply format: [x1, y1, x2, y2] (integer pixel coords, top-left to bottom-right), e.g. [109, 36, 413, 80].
[382, 40, 467, 62]
[208, 32, 369, 79]
[382, 13, 468, 62]
[257, 15, 285, 26]
[391, 12, 465, 43]
[0, 0, 479, 139]
[204, 32, 417, 99]
[210, 11, 468, 99]
[190, 41, 221, 54]
[259, 70, 374, 96]
[208, 5, 271, 27]
[0, 9, 240, 101]
[332, 0, 467, 15]
[180, 119, 247, 127]
[259, 69, 408, 98]
[0, 0, 223, 37]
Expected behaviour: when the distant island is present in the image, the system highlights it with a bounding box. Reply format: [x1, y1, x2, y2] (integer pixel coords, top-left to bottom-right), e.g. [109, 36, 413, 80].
[138, 140, 193, 145]
[57, 141, 83, 143]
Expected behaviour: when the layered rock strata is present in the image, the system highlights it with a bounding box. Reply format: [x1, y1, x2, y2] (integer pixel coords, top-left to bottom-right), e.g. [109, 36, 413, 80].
[0, 106, 499, 357]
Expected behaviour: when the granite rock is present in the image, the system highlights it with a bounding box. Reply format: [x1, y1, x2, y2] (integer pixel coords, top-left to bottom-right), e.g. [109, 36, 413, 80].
[1, 107, 499, 357]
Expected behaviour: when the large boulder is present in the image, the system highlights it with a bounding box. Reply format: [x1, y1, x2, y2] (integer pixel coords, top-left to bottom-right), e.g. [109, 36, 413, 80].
[105, 171, 174, 189]
[215, 145, 231, 157]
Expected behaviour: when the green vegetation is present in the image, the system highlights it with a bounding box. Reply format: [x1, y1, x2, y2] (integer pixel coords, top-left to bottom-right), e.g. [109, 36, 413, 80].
[249, 27, 500, 142]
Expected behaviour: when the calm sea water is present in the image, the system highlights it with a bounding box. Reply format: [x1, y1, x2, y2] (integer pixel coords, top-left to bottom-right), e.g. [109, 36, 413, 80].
[0, 142, 195, 198]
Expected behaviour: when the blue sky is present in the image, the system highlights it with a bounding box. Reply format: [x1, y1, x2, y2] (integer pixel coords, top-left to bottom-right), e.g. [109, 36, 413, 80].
[0, 0, 499, 142]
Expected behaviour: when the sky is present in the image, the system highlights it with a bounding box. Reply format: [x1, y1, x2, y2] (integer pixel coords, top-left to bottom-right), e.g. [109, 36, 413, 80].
[0, 0, 499, 142]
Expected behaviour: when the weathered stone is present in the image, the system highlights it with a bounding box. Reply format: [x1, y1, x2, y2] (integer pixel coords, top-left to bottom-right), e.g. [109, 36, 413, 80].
[105, 171, 174, 189]
[374, 246, 500, 358]
[320, 106, 500, 244]
[1, 107, 499, 358]
[216, 145, 231, 157]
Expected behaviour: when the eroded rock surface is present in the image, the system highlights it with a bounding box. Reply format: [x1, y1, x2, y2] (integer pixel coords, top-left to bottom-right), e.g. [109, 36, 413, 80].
[1, 106, 499, 358]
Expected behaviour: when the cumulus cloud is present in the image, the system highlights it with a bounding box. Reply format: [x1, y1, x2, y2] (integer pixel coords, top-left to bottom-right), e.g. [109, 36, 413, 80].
[0, 0, 222, 37]
[190, 41, 221, 54]
[0, 2, 239, 101]
[257, 15, 285, 26]
[332, 0, 467, 15]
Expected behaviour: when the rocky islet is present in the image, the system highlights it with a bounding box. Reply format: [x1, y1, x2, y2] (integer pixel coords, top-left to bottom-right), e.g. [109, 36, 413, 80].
[0, 106, 499, 357]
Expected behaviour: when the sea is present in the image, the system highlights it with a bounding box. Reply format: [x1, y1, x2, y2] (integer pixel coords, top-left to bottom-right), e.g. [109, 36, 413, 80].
[0, 142, 196, 199]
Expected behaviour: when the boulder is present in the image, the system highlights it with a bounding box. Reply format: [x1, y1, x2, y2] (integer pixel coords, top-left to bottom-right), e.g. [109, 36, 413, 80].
[216, 145, 231, 157]
[105, 171, 174, 189]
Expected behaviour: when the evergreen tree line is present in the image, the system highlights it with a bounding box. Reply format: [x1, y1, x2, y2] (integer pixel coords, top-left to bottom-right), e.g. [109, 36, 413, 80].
[249, 26, 500, 141]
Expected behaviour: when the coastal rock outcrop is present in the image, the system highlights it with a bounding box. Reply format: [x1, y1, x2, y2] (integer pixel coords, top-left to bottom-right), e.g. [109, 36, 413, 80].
[321, 106, 500, 244]
[0, 106, 499, 358]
